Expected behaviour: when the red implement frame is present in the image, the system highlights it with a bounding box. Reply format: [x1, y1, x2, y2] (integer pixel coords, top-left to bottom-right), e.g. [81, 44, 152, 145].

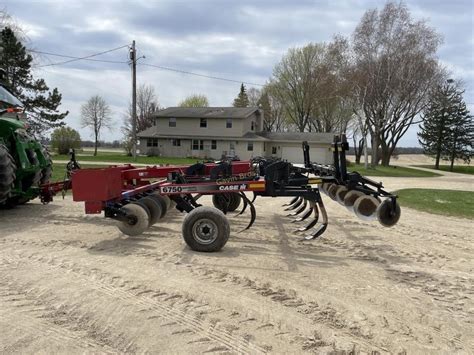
[44, 161, 259, 214]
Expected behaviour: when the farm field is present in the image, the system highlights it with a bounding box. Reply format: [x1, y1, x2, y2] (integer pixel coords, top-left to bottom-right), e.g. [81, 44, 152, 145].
[0, 171, 473, 353]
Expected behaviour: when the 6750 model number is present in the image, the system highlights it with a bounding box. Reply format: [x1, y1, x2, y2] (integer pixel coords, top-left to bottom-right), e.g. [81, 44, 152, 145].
[160, 186, 183, 193]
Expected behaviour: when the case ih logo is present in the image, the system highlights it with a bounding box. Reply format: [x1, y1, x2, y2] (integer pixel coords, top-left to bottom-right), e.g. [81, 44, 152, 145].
[219, 184, 247, 191]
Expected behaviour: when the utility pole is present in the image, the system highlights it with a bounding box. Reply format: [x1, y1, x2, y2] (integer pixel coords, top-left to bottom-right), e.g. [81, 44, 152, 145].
[130, 40, 137, 160]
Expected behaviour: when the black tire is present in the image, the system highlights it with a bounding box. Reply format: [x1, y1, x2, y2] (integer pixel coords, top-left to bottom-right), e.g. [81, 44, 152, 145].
[117, 203, 150, 236]
[139, 196, 162, 226]
[212, 192, 241, 213]
[0, 145, 16, 205]
[149, 192, 168, 218]
[182, 207, 230, 252]
[6, 149, 41, 207]
[161, 194, 171, 210]
[227, 193, 241, 212]
[40, 146, 53, 185]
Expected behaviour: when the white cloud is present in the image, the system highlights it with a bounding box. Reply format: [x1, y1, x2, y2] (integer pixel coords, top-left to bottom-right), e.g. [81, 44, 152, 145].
[4, 0, 473, 146]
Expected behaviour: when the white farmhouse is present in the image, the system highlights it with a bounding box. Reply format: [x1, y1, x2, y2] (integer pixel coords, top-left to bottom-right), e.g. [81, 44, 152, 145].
[138, 107, 334, 164]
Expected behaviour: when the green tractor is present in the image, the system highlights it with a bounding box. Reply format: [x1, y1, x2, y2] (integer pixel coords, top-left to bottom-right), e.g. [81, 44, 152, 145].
[0, 82, 52, 207]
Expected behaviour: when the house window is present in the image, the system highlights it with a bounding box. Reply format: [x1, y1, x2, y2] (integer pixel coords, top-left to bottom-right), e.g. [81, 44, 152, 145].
[226, 118, 232, 128]
[171, 139, 181, 147]
[247, 142, 253, 151]
[200, 118, 207, 128]
[169, 117, 176, 127]
[271, 146, 277, 154]
[229, 142, 235, 150]
[147, 138, 158, 147]
[251, 121, 255, 131]
[211, 140, 217, 150]
[192, 139, 204, 150]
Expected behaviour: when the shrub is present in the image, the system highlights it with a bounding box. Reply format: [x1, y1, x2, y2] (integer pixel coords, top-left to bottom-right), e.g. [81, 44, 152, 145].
[50, 126, 81, 155]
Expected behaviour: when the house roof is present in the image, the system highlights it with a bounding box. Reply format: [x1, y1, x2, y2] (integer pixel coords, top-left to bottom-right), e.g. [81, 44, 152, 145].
[153, 107, 261, 119]
[257, 131, 334, 144]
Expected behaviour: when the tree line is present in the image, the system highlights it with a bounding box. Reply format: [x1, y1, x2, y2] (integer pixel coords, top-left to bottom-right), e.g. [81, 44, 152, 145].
[1, 3, 471, 166]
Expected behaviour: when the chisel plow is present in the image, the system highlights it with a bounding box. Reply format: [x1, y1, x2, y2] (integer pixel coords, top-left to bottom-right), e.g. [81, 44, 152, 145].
[40, 134, 400, 252]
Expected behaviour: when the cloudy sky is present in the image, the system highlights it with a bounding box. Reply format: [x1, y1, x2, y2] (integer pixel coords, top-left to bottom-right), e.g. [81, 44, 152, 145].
[3, 0, 473, 146]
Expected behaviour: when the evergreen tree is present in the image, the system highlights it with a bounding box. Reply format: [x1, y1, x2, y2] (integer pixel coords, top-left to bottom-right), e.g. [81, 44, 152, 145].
[418, 81, 473, 170]
[0, 27, 68, 135]
[233, 83, 249, 107]
[418, 82, 456, 169]
[444, 92, 473, 171]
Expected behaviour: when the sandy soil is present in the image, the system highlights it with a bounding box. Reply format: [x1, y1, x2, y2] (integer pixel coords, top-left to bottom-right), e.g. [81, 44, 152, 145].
[0, 172, 473, 354]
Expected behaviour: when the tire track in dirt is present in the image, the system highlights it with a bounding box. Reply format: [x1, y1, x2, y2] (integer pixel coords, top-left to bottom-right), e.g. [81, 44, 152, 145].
[0, 261, 124, 353]
[1, 236, 356, 353]
[322, 220, 473, 351]
[0, 247, 270, 354]
[3, 227, 472, 353]
[328, 219, 474, 316]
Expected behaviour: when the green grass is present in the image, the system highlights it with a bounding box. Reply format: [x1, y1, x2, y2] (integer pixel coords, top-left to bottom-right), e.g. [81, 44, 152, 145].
[52, 152, 198, 165]
[415, 165, 474, 175]
[348, 164, 441, 177]
[51, 163, 107, 182]
[396, 188, 474, 219]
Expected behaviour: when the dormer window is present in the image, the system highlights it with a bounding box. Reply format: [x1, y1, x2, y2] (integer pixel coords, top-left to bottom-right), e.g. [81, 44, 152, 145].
[169, 117, 176, 127]
[200, 118, 207, 128]
[251, 121, 255, 131]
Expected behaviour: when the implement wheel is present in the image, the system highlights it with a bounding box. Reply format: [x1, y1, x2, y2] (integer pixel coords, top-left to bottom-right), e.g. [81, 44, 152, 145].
[212, 192, 241, 212]
[182, 207, 230, 252]
[150, 192, 168, 218]
[377, 199, 401, 227]
[117, 203, 150, 236]
[139, 196, 162, 225]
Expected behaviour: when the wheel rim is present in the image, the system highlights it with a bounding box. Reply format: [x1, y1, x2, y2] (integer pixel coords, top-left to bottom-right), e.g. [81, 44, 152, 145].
[192, 218, 218, 245]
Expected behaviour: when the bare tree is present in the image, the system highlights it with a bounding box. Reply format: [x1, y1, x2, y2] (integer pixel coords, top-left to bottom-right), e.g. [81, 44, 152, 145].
[269, 43, 327, 132]
[347, 114, 368, 165]
[260, 84, 286, 132]
[247, 87, 261, 107]
[351, 1, 442, 166]
[178, 94, 209, 107]
[123, 84, 159, 135]
[81, 95, 113, 156]
[270, 39, 351, 133]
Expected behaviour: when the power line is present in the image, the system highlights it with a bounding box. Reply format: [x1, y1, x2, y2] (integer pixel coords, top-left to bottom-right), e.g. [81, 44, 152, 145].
[28, 49, 128, 64]
[140, 62, 265, 87]
[28, 47, 265, 87]
[30, 45, 130, 68]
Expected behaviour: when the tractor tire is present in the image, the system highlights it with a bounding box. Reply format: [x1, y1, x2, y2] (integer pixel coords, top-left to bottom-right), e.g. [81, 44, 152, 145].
[40, 146, 53, 185]
[139, 196, 162, 226]
[182, 206, 230, 252]
[149, 192, 168, 218]
[6, 150, 42, 207]
[0, 145, 16, 205]
[117, 203, 150, 236]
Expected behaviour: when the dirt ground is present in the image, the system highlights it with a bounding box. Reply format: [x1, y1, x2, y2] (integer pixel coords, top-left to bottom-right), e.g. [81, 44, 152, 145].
[0, 171, 473, 354]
